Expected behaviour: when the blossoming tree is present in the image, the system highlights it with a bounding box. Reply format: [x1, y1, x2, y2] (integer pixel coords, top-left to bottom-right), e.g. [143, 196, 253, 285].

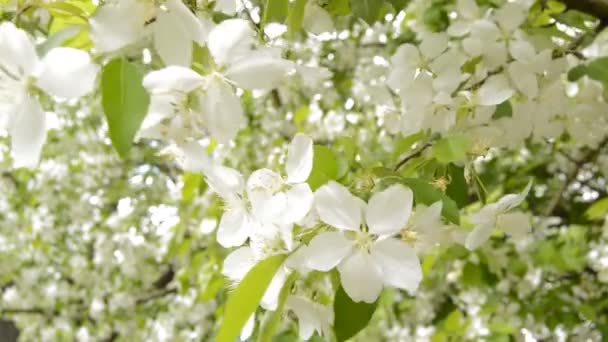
[2, 0, 608, 340]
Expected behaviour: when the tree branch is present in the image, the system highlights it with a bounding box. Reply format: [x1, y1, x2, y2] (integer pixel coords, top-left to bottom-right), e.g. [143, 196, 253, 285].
[394, 143, 432, 171]
[560, 0, 608, 19]
[543, 138, 608, 216]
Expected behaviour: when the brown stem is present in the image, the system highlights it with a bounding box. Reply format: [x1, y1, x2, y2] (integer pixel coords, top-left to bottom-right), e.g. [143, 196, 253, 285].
[543, 138, 608, 216]
[394, 143, 432, 171]
[559, 0, 608, 19]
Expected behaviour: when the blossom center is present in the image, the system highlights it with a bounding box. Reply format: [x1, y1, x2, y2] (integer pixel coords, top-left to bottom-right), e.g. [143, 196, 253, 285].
[352, 230, 374, 253]
[400, 228, 418, 243]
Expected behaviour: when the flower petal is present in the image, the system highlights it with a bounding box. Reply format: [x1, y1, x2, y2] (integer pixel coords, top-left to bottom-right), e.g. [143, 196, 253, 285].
[204, 163, 245, 199]
[207, 19, 255, 66]
[0, 22, 38, 76]
[89, 0, 146, 52]
[36, 48, 99, 99]
[283, 183, 314, 224]
[286, 133, 313, 183]
[247, 169, 287, 223]
[371, 238, 422, 294]
[366, 184, 413, 236]
[240, 314, 255, 341]
[476, 74, 514, 106]
[201, 78, 245, 142]
[222, 246, 256, 281]
[498, 211, 531, 239]
[165, 0, 205, 45]
[261, 266, 289, 311]
[217, 208, 250, 247]
[10, 97, 46, 168]
[225, 50, 293, 90]
[303, 232, 353, 271]
[153, 10, 193, 67]
[337, 250, 383, 303]
[143, 66, 205, 93]
[465, 221, 494, 250]
[314, 181, 363, 231]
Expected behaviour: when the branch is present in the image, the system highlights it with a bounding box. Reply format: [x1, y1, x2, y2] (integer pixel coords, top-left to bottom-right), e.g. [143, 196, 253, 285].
[559, 0, 608, 19]
[394, 143, 432, 171]
[543, 138, 608, 216]
[135, 287, 177, 305]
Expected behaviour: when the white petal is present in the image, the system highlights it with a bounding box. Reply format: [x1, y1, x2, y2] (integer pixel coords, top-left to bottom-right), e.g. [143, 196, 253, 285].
[283, 183, 314, 223]
[240, 314, 255, 341]
[165, 0, 205, 44]
[225, 50, 293, 90]
[302, 2, 334, 34]
[246, 169, 286, 223]
[507, 61, 538, 99]
[217, 208, 250, 247]
[222, 246, 256, 281]
[337, 250, 383, 303]
[215, 0, 237, 14]
[314, 181, 362, 231]
[419, 32, 448, 60]
[143, 66, 204, 93]
[89, 0, 147, 52]
[204, 164, 245, 199]
[153, 10, 193, 67]
[175, 141, 211, 172]
[495, 180, 532, 212]
[207, 19, 255, 66]
[476, 74, 514, 106]
[35, 48, 99, 99]
[201, 78, 245, 142]
[0, 22, 39, 76]
[10, 97, 46, 168]
[411, 201, 443, 233]
[498, 211, 531, 238]
[261, 267, 288, 311]
[371, 238, 422, 294]
[286, 133, 313, 183]
[303, 232, 353, 271]
[509, 39, 536, 64]
[366, 184, 413, 236]
[465, 221, 494, 250]
[494, 2, 527, 32]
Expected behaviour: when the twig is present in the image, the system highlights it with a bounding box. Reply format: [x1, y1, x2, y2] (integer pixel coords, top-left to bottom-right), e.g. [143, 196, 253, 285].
[394, 143, 432, 171]
[543, 137, 608, 216]
[135, 287, 177, 305]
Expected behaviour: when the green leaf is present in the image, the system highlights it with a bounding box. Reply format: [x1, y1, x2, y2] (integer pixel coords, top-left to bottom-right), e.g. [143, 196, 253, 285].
[585, 197, 608, 220]
[401, 178, 460, 224]
[446, 164, 468, 208]
[586, 57, 608, 82]
[287, 0, 307, 36]
[263, 0, 289, 25]
[101, 58, 150, 158]
[216, 254, 287, 342]
[568, 64, 588, 82]
[324, 0, 351, 16]
[431, 135, 472, 164]
[333, 286, 378, 342]
[349, 0, 383, 24]
[307, 145, 339, 191]
[492, 100, 512, 119]
[181, 172, 202, 204]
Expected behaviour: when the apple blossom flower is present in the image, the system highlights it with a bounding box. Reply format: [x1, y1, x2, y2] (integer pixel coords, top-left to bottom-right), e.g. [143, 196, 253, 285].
[465, 181, 533, 250]
[299, 182, 422, 303]
[0, 22, 98, 168]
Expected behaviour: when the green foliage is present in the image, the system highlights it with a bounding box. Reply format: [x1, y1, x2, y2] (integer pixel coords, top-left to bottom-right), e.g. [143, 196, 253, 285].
[431, 135, 472, 164]
[400, 178, 460, 224]
[585, 197, 608, 220]
[493, 100, 513, 119]
[216, 254, 287, 342]
[333, 286, 378, 341]
[349, 0, 383, 24]
[308, 145, 339, 190]
[101, 58, 150, 159]
[263, 0, 289, 25]
[287, 0, 308, 36]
